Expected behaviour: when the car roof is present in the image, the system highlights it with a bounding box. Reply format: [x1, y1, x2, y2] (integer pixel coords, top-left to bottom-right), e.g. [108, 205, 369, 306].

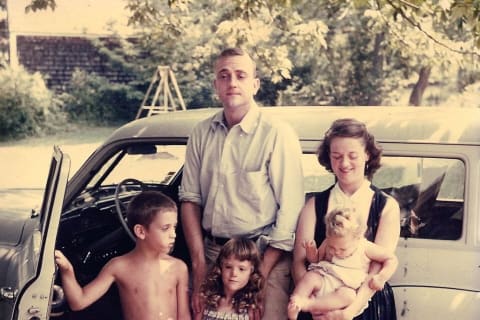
[104, 106, 480, 145]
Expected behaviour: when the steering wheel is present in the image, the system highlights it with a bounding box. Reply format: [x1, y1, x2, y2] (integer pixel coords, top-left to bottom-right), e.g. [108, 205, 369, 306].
[114, 178, 146, 242]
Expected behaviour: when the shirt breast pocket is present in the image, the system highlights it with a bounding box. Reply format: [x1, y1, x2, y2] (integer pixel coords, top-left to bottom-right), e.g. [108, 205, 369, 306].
[238, 170, 268, 206]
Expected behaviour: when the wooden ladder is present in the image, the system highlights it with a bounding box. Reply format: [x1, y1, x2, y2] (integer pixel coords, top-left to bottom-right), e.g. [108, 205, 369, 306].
[135, 66, 186, 119]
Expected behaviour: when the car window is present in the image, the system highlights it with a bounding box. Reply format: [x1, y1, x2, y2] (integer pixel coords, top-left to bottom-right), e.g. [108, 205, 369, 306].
[87, 145, 186, 189]
[303, 154, 335, 193]
[302, 154, 465, 241]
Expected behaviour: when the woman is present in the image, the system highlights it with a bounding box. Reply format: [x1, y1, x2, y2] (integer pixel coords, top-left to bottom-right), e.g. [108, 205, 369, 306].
[292, 118, 400, 320]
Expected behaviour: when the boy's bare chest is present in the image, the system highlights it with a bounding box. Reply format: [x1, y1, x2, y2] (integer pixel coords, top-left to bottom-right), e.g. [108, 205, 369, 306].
[118, 263, 177, 293]
[116, 267, 178, 319]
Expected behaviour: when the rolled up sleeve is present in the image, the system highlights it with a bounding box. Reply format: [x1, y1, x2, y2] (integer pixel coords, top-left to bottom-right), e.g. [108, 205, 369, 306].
[178, 127, 203, 206]
[263, 122, 305, 252]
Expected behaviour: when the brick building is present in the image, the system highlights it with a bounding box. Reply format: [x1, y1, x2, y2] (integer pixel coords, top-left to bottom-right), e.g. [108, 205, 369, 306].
[10, 33, 138, 92]
[7, 0, 135, 92]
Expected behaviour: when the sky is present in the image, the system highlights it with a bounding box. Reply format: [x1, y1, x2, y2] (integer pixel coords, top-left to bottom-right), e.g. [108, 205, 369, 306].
[9, 0, 133, 35]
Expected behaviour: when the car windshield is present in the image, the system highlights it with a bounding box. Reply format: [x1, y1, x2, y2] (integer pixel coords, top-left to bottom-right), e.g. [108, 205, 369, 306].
[86, 144, 186, 189]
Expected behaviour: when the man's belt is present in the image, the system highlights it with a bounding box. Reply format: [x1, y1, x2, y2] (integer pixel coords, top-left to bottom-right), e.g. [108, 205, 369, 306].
[205, 231, 260, 246]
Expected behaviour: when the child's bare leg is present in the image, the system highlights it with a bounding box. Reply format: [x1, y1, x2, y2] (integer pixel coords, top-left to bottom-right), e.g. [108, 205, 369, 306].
[288, 272, 324, 319]
[305, 286, 356, 314]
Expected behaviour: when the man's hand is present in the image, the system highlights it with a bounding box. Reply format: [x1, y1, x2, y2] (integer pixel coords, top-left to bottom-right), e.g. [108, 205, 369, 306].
[257, 283, 267, 319]
[249, 304, 263, 320]
[191, 263, 207, 315]
[259, 246, 282, 278]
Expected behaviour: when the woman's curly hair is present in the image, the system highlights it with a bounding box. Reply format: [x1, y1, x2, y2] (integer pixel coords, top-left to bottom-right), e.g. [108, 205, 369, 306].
[200, 237, 265, 314]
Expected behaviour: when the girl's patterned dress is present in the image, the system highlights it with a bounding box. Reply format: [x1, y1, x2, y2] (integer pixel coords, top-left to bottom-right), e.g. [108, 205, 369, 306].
[201, 308, 250, 320]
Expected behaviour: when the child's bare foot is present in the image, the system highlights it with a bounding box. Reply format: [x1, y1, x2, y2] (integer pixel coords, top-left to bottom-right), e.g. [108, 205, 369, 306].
[287, 296, 302, 320]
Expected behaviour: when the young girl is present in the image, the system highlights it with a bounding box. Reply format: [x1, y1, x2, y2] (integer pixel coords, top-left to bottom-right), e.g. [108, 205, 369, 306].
[196, 237, 265, 320]
[288, 208, 398, 320]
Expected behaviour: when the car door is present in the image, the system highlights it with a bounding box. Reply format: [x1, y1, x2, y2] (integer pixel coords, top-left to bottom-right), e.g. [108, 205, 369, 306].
[11, 146, 70, 320]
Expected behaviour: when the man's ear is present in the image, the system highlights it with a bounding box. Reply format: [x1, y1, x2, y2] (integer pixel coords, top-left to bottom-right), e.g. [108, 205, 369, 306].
[133, 224, 145, 240]
[253, 78, 260, 95]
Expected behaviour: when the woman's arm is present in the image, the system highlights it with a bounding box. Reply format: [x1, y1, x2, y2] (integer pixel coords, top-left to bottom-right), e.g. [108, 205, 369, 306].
[372, 196, 401, 251]
[364, 239, 399, 291]
[292, 197, 317, 284]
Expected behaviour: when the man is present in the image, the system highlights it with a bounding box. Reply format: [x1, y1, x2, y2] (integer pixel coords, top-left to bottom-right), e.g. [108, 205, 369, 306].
[179, 47, 305, 319]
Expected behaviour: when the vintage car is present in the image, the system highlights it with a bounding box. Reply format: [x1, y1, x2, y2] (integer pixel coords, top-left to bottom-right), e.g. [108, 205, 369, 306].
[1, 106, 479, 320]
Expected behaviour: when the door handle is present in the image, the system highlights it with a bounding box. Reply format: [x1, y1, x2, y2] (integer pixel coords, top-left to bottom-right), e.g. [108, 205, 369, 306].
[0, 287, 17, 300]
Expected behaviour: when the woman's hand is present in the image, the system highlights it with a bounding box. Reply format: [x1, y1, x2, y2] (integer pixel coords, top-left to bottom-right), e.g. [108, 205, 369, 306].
[369, 274, 387, 291]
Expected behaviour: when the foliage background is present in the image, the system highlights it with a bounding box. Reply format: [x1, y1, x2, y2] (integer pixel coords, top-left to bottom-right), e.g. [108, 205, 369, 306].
[0, 0, 479, 140]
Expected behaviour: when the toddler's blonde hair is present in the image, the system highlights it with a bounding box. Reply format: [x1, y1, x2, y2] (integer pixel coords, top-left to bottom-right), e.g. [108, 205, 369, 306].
[325, 208, 366, 239]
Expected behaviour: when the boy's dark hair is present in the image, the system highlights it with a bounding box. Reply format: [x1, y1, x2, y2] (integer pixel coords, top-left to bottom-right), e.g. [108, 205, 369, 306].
[126, 191, 177, 235]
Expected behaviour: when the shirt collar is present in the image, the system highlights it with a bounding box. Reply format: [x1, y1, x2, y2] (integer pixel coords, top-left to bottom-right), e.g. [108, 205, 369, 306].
[211, 110, 226, 130]
[210, 103, 260, 134]
[332, 179, 372, 202]
[237, 103, 260, 134]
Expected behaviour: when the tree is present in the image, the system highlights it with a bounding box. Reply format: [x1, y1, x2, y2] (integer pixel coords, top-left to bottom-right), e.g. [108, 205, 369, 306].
[25, 0, 480, 107]
[25, 0, 56, 13]
[124, 0, 330, 107]
[376, 0, 480, 105]
[0, 0, 8, 63]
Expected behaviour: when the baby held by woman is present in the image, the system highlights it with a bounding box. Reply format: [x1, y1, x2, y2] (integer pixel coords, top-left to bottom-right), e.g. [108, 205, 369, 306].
[288, 208, 398, 319]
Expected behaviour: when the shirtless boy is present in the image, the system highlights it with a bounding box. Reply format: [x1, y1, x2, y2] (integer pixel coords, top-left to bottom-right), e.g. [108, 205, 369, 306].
[55, 191, 191, 320]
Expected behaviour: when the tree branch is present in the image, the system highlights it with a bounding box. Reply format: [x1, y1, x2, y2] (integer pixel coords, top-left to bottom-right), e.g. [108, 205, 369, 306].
[384, 0, 480, 57]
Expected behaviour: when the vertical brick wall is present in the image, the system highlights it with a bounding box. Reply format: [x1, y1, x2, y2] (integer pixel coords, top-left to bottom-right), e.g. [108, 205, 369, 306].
[16, 35, 138, 92]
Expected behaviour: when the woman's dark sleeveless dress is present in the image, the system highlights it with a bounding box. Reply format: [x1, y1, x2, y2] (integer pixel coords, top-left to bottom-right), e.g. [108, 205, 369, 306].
[298, 185, 397, 320]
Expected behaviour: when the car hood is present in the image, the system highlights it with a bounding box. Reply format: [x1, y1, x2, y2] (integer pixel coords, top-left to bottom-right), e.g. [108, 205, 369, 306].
[0, 189, 43, 245]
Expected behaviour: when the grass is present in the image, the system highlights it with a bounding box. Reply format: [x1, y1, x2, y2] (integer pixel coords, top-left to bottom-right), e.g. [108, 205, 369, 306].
[0, 124, 118, 147]
[0, 124, 120, 188]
